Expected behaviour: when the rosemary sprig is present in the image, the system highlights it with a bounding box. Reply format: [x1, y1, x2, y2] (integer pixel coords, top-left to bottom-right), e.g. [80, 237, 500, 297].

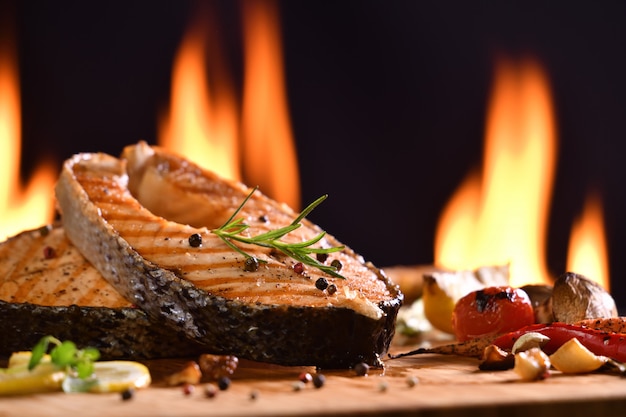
[212, 187, 346, 279]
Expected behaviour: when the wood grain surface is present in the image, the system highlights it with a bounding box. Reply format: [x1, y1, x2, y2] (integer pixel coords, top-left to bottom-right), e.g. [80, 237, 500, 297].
[2, 343, 626, 417]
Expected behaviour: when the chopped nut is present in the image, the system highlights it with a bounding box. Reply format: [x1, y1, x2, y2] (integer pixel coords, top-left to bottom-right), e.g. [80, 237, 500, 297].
[479, 344, 515, 370]
[198, 354, 239, 380]
[165, 361, 202, 386]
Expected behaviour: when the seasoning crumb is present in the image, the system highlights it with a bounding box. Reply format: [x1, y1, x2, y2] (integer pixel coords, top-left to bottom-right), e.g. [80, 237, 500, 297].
[406, 376, 419, 387]
[378, 381, 389, 392]
[249, 389, 259, 400]
[292, 381, 305, 391]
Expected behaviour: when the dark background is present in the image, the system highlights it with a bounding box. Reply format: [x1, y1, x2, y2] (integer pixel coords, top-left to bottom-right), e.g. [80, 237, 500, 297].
[6, 1, 626, 306]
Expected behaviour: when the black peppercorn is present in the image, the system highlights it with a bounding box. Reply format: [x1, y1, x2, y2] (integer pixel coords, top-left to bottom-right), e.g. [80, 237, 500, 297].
[188, 233, 202, 247]
[353, 362, 369, 376]
[312, 374, 326, 388]
[217, 376, 231, 391]
[327, 284, 337, 295]
[316, 252, 329, 263]
[330, 259, 342, 271]
[315, 277, 329, 290]
[121, 388, 134, 401]
[244, 257, 260, 272]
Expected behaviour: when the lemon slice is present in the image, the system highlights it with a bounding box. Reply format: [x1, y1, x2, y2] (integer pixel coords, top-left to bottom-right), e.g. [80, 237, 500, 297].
[0, 362, 66, 396]
[87, 361, 151, 393]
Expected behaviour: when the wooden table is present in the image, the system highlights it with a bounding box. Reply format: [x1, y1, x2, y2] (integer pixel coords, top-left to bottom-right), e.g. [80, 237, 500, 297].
[2, 344, 626, 417]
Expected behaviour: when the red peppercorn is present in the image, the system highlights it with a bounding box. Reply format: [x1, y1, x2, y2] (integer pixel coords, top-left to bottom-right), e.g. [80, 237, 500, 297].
[293, 262, 305, 274]
[298, 372, 313, 384]
[182, 383, 195, 396]
[43, 246, 56, 259]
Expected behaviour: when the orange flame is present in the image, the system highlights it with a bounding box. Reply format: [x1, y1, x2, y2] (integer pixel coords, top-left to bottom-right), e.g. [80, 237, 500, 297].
[159, 0, 300, 210]
[435, 58, 557, 286]
[240, 0, 300, 210]
[0, 32, 56, 241]
[158, 8, 240, 182]
[566, 192, 609, 289]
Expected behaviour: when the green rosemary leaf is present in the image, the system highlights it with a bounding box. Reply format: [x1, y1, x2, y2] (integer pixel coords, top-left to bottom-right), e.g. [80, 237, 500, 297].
[212, 188, 346, 279]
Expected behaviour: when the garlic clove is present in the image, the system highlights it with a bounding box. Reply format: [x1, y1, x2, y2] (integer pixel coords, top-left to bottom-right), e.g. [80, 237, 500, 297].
[513, 347, 551, 381]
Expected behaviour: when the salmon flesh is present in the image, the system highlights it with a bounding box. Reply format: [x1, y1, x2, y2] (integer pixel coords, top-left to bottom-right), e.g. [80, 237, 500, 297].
[55, 141, 403, 368]
[0, 224, 207, 359]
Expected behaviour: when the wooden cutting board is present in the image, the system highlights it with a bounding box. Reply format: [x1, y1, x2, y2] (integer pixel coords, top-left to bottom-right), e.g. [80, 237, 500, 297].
[2, 343, 626, 417]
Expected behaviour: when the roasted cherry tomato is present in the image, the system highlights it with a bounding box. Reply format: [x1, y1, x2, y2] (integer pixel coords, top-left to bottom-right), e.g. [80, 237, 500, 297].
[451, 286, 535, 342]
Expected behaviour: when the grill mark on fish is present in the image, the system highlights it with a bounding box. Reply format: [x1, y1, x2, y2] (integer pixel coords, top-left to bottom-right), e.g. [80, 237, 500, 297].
[0, 225, 132, 308]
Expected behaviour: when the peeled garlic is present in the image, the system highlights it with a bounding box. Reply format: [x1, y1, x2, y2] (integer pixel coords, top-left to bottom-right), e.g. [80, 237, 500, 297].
[513, 347, 551, 381]
[511, 332, 551, 354]
[549, 337, 607, 373]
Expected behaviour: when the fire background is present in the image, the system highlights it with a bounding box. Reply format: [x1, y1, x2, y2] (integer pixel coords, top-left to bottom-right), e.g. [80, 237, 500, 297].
[5, 0, 626, 308]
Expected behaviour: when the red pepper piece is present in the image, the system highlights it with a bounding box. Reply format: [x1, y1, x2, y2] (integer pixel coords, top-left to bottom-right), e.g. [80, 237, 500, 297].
[492, 322, 626, 362]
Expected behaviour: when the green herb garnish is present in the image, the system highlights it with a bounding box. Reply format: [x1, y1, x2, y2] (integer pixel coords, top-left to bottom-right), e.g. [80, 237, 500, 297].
[28, 336, 101, 379]
[212, 187, 346, 279]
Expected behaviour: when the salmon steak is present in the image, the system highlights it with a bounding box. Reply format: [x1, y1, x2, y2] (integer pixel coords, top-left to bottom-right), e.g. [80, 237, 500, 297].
[0, 224, 207, 359]
[55, 141, 403, 368]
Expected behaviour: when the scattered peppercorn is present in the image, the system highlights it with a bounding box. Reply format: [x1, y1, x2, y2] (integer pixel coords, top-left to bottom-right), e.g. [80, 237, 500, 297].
[188, 233, 202, 247]
[315, 277, 329, 290]
[249, 389, 259, 400]
[258, 215, 268, 223]
[43, 246, 56, 259]
[217, 376, 231, 391]
[406, 376, 419, 387]
[327, 284, 337, 295]
[316, 252, 329, 263]
[330, 259, 343, 271]
[121, 388, 134, 401]
[182, 383, 195, 396]
[39, 224, 52, 237]
[312, 374, 326, 389]
[244, 257, 260, 272]
[353, 362, 369, 376]
[293, 262, 305, 274]
[298, 372, 313, 384]
[204, 384, 218, 398]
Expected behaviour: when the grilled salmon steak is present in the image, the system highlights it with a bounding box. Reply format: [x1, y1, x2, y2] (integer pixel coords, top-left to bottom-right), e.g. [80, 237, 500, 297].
[55, 141, 403, 368]
[0, 224, 207, 359]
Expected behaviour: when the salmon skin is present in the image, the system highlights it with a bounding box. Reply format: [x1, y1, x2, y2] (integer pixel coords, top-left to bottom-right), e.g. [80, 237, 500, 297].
[0, 224, 208, 359]
[55, 141, 403, 368]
